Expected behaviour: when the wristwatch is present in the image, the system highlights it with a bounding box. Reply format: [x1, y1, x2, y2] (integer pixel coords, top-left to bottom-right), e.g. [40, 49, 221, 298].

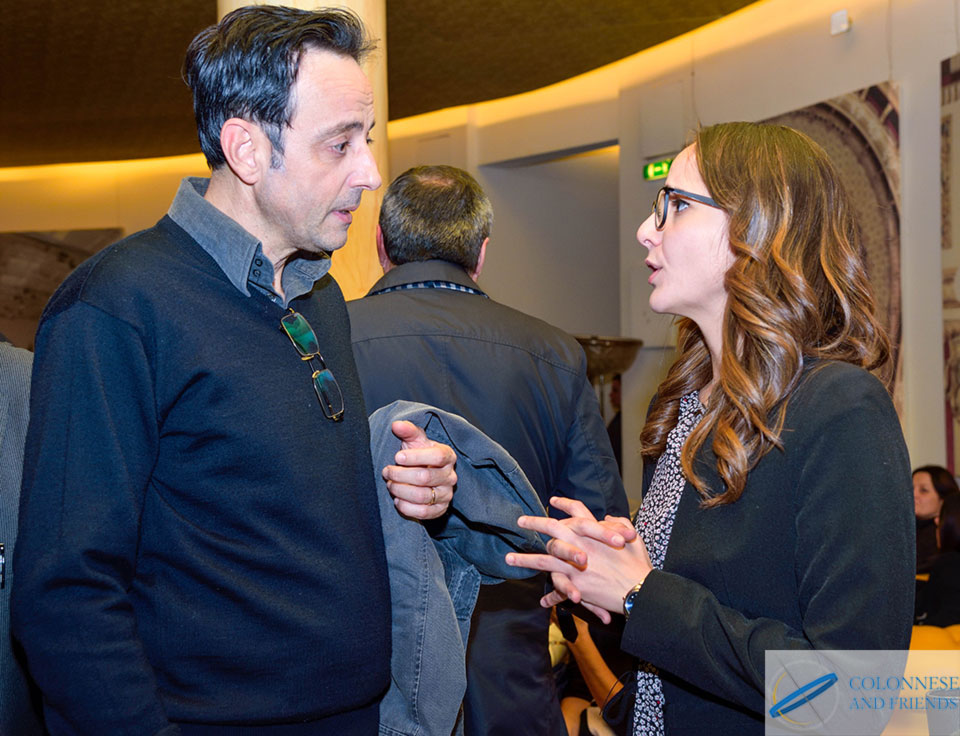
[623, 579, 646, 620]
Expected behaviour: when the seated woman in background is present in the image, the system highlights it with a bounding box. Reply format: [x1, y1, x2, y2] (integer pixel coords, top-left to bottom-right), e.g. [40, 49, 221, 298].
[914, 465, 960, 573]
[917, 493, 960, 626]
[553, 609, 634, 736]
[506, 121, 914, 735]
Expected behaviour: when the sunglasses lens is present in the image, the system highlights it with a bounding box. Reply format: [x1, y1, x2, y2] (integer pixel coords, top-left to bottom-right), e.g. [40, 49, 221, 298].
[281, 312, 320, 356]
[313, 368, 344, 421]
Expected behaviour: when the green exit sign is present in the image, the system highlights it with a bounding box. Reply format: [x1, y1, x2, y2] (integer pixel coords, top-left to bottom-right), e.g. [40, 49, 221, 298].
[643, 158, 673, 180]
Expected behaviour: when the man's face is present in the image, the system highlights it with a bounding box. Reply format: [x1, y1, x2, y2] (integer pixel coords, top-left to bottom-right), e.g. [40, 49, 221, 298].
[255, 48, 381, 256]
[609, 377, 621, 411]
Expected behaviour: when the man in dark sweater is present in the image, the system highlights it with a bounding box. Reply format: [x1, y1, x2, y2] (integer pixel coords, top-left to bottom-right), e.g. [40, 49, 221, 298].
[11, 8, 456, 735]
[348, 166, 628, 736]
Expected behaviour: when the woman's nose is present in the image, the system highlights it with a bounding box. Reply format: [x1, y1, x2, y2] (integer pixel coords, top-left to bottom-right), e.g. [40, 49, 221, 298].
[636, 212, 659, 251]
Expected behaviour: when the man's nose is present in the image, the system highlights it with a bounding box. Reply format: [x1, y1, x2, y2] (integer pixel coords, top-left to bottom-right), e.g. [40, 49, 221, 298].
[354, 144, 382, 191]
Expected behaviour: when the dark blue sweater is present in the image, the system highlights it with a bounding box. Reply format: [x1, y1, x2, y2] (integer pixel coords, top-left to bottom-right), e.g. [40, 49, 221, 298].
[12, 217, 390, 734]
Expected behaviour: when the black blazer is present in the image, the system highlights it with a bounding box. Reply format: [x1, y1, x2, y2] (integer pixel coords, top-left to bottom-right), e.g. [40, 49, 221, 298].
[917, 549, 960, 627]
[622, 361, 914, 734]
[917, 517, 939, 573]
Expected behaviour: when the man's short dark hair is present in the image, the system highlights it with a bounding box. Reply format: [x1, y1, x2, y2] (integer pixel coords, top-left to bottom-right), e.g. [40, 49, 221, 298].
[379, 165, 493, 272]
[183, 5, 375, 169]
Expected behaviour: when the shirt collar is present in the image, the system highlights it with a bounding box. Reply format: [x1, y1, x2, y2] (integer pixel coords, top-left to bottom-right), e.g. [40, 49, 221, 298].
[365, 260, 479, 296]
[168, 177, 331, 305]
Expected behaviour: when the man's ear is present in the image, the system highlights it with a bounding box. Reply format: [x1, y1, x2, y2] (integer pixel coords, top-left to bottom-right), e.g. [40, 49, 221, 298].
[219, 118, 272, 185]
[469, 237, 489, 282]
[376, 225, 394, 274]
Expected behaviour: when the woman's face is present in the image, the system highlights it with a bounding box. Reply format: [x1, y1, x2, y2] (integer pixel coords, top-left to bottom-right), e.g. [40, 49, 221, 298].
[914, 471, 942, 520]
[636, 145, 734, 335]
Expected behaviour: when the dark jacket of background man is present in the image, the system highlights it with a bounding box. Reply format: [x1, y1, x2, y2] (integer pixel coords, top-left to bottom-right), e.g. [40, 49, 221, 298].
[348, 165, 629, 736]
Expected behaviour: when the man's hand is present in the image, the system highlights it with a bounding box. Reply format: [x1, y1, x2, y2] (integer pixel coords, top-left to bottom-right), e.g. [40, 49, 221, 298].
[382, 420, 457, 520]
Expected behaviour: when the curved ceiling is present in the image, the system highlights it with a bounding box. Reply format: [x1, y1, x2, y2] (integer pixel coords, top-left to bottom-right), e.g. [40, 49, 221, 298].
[0, 0, 757, 167]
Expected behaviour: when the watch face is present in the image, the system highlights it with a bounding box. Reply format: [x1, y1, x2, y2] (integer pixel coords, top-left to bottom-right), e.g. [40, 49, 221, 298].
[623, 585, 642, 618]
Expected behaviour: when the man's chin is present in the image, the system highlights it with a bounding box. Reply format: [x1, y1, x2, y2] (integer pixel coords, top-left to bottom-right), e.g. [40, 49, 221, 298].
[291, 242, 340, 261]
[304, 234, 348, 255]
[319, 223, 351, 253]
[320, 239, 348, 254]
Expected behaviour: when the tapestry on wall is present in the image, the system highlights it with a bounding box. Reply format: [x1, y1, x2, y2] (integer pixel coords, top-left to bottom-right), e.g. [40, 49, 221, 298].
[765, 82, 903, 415]
[942, 55, 960, 472]
[0, 228, 122, 350]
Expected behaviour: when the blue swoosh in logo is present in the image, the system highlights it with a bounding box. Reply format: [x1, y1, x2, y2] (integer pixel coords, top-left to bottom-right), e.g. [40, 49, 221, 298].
[770, 673, 839, 718]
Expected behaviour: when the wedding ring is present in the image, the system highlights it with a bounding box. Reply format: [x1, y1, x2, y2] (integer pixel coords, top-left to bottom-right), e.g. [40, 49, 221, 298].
[430, 487, 437, 505]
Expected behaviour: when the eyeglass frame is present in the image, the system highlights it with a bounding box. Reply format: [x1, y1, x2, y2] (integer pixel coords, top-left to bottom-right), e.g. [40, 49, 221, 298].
[652, 186, 721, 231]
[279, 309, 345, 422]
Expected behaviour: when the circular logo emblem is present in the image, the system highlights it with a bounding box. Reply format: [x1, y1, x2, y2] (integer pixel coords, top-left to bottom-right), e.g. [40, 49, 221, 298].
[768, 660, 841, 732]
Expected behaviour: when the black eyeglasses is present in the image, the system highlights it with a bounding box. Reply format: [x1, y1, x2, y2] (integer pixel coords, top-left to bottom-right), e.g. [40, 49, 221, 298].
[653, 186, 720, 231]
[280, 309, 344, 422]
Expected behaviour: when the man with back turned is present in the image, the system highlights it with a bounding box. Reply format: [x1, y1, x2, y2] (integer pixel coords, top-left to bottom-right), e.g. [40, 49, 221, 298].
[348, 165, 628, 735]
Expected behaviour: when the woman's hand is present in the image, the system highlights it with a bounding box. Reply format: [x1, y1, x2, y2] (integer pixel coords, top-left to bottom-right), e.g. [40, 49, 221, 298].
[547, 496, 638, 553]
[505, 496, 653, 624]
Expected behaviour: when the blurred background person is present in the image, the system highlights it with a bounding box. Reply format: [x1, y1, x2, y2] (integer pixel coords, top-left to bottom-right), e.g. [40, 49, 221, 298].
[606, 374, 622, 474]
[916, 493, 960, 626]
[914, 465, 960, 574]
[0, 337, 43, 734]
[553, 608, 634, 736]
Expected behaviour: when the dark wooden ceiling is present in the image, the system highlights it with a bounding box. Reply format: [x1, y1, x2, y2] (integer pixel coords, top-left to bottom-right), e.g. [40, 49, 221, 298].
[0, 0, 758, 167]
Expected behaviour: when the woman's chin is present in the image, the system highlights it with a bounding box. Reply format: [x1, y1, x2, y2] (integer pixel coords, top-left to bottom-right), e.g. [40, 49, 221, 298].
[647, 298, 673, 316]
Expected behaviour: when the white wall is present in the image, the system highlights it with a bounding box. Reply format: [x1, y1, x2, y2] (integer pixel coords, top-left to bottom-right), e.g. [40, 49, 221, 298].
[0, 155, 209, 237]
[389, 0, 960, 500]
[476, 147, 620, 336]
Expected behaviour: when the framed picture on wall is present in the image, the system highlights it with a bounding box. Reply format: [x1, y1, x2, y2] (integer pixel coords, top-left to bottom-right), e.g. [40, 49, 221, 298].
[765, 82, 903, 413]
[942, 55, 960, 472]
[0, 228, 122, 349]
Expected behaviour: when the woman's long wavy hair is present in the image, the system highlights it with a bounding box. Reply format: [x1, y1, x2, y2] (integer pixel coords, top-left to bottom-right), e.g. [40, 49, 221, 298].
[640, 122, 890, 506]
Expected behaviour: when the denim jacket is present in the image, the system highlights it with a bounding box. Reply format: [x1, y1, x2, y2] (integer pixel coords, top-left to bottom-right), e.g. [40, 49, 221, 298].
[369, 401, 547, 736]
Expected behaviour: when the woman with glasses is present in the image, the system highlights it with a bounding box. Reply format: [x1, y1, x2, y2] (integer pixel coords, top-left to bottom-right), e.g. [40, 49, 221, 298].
[506, 121, 914, 734]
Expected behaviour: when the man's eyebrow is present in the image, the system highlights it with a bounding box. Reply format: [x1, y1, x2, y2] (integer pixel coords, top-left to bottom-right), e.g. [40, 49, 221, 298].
[318, 119, 375, 138]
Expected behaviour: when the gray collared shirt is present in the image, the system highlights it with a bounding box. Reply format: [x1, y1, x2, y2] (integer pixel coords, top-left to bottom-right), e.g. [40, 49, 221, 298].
[167, 177, 332, 308]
